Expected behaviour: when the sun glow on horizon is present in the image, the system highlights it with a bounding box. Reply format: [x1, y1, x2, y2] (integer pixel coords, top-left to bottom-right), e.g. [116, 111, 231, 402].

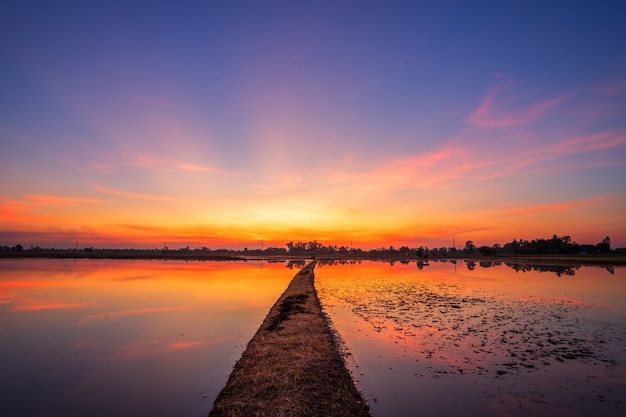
[1, 3, 625, 250]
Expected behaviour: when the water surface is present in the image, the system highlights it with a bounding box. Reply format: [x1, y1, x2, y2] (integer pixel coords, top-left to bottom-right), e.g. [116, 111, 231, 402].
[0, 259, 294, 417]
[316, 260, 626, 417]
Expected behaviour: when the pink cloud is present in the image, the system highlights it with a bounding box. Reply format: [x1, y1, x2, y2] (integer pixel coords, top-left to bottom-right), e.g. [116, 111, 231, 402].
[324, 147, 497, 191]
[448, 130, 626, 181]
[176, 162, 215, 173]
[373, 150, 468, 188]
[468, 87, 572, 128]
[515, 130, 626, 168]
[496, 198, 610, 216]
[449, 130, 625, 182]
[556, 131, 626, 153]
[93, 184, 173, 201]
[321, 127, 626, 195]
[592, 78, 626, 97]
[91, 154, 232, 176]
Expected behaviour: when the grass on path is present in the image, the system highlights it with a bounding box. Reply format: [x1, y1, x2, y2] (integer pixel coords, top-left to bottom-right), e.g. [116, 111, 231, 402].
[209, 261, 370, 417]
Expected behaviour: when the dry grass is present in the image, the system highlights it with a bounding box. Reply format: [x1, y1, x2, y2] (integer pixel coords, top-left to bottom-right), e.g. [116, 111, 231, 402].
[209, 261, 371, 417]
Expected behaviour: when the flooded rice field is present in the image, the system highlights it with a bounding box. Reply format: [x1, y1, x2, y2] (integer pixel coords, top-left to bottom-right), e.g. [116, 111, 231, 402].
[316, 260, 626, 417]
[2, 258, 624, 416]
[0, 259, 295, 417]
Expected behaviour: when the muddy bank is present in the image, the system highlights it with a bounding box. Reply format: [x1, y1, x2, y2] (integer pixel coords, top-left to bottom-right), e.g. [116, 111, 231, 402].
[209, 261, 370, 417]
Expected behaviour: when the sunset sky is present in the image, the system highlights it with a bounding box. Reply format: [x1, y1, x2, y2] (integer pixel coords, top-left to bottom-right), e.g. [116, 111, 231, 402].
[2, 1, 625, 249]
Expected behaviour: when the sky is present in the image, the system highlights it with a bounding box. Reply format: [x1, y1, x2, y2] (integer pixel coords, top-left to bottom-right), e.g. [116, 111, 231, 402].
[1, 1, 626, 250]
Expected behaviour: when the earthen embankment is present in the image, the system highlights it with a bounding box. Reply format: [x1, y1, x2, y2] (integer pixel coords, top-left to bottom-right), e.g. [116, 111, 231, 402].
[209, 261, 370, 417]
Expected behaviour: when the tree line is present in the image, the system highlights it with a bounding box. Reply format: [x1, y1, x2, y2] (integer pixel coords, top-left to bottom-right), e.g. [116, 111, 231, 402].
[464, 235, 612, 256]
[1, 235, 621, 257]
[283, 235, 618, 257]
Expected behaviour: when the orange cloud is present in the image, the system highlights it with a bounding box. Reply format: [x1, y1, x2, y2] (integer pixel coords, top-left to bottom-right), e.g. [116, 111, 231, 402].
[0, 197, 56, 223]
[1, 194, 108, 227]
[25, 194, 107, 206]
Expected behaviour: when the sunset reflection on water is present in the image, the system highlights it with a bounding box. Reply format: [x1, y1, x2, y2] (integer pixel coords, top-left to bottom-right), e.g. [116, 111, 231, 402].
[316, 260, 626, 417]
[0, 259, 294, 417]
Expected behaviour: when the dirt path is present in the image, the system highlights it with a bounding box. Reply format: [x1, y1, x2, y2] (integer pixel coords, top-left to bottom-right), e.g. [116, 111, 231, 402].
[209, 261, 371, 417]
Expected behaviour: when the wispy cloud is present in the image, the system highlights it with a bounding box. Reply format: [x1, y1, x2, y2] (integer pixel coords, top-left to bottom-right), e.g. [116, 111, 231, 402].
[91, 154, 232, 176]
[0, 197, 55, 223]
[1, 194, 105, 224]
[319, 127, 626, 196]
[468, 84, 572, 128]
[25, 194, 107, 206]
[548, 130, 626, 154]
[591, 77, 626, 97]
[459, 130, 626, 182]
[513, 130, 626, 168]
[93, 184, 173, 201]
[176, 162, 217, 173]
[322, 146, 504, 192]
[488, 198, 610, 216]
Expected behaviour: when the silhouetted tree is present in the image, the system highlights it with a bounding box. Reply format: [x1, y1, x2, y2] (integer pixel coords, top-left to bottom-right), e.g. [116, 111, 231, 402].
[478, 245, 492, 256]
[596, 236, 611, 253]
